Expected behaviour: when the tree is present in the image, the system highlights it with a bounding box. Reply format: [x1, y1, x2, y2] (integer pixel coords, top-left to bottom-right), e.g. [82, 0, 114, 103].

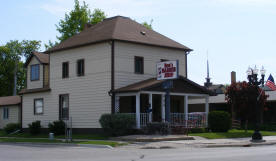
[142, 19, 153, 30]
[56, 0, 106, 42]
[0, 40, 41, 96]
[225, 81, 268, 131]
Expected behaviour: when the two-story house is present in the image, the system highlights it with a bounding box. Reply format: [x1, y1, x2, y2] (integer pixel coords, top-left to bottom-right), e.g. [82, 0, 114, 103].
[20, 16, 212, 133]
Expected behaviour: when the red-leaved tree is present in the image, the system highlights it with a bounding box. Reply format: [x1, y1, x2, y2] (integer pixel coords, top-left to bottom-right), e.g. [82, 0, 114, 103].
[225, 81, 268, 131]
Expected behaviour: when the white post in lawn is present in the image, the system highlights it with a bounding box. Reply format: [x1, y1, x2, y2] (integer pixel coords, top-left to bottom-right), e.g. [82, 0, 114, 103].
[149, 93, 153, 122]
[161, 94, 165, 122]
[136, 93, 141, 129]
[205, 96, 209, 126]
[184, 95, 188, 127]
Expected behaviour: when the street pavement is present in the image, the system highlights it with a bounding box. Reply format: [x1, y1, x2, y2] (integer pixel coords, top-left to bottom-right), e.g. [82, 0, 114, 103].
[1, 141, 276, 161]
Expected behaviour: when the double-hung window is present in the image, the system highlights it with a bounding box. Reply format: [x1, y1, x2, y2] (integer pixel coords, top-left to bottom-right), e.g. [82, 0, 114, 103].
[30, 64, 40, 81]
[62, 62, 69, 78]
[134, 56, 144, 74]
[59, 94, 69, 120]
[3, 107, 9, 120]
[77, 59, 85, 76]
[34, 98, 43, 115]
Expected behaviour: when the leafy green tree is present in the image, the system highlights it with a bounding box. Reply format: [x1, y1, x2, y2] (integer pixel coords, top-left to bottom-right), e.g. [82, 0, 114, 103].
[142, 19, 153, 30]
[56, 0, 106, 42]
[0, 40, 41, 96]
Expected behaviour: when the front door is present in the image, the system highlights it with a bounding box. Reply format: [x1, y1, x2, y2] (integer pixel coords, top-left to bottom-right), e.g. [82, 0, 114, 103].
[59, 94, 69, 120]
[152, 94, 162, 122]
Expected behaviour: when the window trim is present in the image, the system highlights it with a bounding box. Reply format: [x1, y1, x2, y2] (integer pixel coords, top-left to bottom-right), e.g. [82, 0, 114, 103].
[134, 56, 144, 74]
[30, 64, 40, 81]
[59, 94, 69, 120]
[34, 98, 44, 115]
[3, 107, 9, 120]
[62, 62, 69, 79]
[76, 59, 85, 77]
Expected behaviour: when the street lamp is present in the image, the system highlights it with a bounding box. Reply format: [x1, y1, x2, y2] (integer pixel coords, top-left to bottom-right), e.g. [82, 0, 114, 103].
[246, 65, 266, 142]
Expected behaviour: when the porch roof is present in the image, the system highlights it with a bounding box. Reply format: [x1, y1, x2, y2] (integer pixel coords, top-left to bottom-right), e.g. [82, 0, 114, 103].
[113, 76, 215, 95]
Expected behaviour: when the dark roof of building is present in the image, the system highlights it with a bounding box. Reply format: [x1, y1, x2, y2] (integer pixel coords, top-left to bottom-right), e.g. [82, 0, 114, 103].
[19, 87, 51, 95]
[24, 52, 49, 67]
[113, 76, 215, 95]
[0, 96, 21, 106]
[46, 16, 192, 53]
[207, 84, 226, 94]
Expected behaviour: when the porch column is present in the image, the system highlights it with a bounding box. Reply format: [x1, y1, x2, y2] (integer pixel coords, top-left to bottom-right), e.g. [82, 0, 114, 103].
[149, 93, 153, 122]
[161, 94, 165, 122]
[205, 96, 209, 126]
[136, 93, 141, 129]
[115, 95, 120, 113]
[184, 95, 188, 124]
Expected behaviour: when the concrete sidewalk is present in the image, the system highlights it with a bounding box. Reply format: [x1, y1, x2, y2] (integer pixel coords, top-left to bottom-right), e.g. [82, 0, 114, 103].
[121, 136, 276, 149]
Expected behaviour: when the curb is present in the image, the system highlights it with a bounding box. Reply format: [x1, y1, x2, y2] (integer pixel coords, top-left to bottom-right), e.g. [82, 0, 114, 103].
[112, 136, 194, 142]
[201, 141, 276, 148]
[0, 142, 113, 149]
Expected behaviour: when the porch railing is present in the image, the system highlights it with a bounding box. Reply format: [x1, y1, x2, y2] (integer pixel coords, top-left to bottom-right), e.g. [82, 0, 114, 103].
[170, 112, 207, 128]
[122, 112, 207, 128]
[123, 113, 149, 127]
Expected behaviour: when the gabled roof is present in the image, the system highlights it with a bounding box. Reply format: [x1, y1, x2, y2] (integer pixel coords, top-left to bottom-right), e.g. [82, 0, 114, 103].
[113, 76, 215, 95]
[24, 52, 49, 67]
[46, 16, 192, 53]
[0, 96, 21, 106]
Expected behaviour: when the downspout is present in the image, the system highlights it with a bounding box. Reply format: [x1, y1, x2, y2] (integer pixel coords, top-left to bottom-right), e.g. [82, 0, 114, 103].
[111, 40, 115, 113]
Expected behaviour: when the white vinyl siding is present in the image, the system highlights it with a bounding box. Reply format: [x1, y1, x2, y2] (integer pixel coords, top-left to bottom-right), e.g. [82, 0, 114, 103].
[22, 43, 111, 128]
[0, 105, 20, 129]
[114, 41, 187, 89]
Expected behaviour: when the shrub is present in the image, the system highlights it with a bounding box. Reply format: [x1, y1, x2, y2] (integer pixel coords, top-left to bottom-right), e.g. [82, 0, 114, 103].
[4, 123, 21, 134]
[190, 128, 206, 133]
[208, 111, 231, 132]
[28, 121, 41, 135]
[99, 113, 136, 136]
[48, 120, 65, 135]
[144, 122, 170, 135]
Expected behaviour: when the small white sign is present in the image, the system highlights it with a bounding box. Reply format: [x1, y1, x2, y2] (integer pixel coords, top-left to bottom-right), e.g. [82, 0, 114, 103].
[157, 60, 179, 80]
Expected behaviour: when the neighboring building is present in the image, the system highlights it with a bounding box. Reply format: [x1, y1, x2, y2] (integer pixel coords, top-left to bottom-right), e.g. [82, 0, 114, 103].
[20, 16, 213, 133]
[0, 96, 21, 129]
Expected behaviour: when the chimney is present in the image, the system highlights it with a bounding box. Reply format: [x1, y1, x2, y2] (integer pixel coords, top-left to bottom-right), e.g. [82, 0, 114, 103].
[231, 71, 236, 84]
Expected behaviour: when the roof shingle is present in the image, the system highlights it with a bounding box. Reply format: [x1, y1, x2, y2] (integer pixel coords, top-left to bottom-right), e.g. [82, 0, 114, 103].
[47, 16, 192, 53]
[0, 96, 21, 106]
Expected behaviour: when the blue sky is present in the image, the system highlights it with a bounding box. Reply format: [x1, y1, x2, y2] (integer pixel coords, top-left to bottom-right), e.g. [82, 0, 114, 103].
[1, 0, 276, 85]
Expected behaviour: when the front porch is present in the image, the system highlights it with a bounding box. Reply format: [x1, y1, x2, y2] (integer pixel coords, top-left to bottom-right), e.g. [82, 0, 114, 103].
[113, 77, 213, 129]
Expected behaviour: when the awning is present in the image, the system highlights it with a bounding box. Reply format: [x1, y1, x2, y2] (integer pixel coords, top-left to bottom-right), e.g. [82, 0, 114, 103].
[113, 76, 215, 96]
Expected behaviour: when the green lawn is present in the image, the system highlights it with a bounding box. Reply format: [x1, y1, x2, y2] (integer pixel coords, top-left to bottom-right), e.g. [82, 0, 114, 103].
[0, 130, 124, 147]
[190, 129, 276, 139]
[0, 137, 125, 147]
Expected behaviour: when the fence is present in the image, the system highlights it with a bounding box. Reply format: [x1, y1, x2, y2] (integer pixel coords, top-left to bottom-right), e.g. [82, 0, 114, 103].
[170, 112, 207, 128]
[123, 112, 207, 128]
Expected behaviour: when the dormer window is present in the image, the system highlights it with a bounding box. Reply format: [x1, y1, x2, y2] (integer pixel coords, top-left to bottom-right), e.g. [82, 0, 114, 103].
[30, 64, 40, 81]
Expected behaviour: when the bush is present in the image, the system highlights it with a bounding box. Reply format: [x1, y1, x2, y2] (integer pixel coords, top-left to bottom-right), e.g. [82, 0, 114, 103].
[208, 111, 231, 132]
[144, 122, 170, 135]
[190, 128, 206, 133]
[48, 120, 65, 135]
[99, 113, 136, 136]
[4, 123, 21, 134]
[28, 121, 41, 135]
